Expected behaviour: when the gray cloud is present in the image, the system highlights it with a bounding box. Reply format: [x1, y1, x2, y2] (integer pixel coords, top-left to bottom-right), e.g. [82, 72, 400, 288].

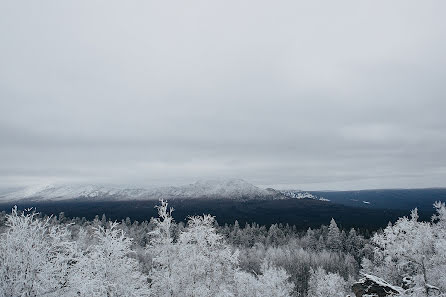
[1, 0, 445, 190]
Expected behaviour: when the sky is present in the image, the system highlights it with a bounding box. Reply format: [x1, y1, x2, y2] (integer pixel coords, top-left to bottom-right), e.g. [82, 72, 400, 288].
[1, 0, 446, 191]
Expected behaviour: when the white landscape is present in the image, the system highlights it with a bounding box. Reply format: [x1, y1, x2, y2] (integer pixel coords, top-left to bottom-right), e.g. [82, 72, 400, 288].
[0, 179, 279, 202]
[1, 0, 446, 296]
[0, 198, 446, 296]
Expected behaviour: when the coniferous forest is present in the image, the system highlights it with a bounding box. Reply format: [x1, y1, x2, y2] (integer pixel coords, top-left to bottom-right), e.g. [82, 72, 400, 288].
[1, 200, 445, 297]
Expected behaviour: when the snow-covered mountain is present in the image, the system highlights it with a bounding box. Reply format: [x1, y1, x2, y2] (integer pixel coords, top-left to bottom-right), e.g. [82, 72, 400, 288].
[0, 179, 282, 202]
[280, 190, 330, 201]
[1, 184, 149, 202]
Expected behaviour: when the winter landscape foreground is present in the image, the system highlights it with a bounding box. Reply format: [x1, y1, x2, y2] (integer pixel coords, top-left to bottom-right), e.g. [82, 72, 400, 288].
[0, 199, 445, 297]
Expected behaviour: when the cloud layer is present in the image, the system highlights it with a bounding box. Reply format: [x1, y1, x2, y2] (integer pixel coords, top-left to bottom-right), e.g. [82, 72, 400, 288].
[1, 0, 445, 190]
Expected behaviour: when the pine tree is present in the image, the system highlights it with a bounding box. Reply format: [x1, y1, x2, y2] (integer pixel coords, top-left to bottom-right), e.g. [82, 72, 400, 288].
[327, 218, 342, 251]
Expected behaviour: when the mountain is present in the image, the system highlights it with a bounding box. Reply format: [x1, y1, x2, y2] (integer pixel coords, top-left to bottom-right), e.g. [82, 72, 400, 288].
[0, 179, 282, 202]
[2, 184, 442, 230]
[280, 190, 330, 201]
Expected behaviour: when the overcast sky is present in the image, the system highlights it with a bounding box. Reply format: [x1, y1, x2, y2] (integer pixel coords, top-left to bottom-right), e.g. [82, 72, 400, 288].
[1, 1, 445, 190]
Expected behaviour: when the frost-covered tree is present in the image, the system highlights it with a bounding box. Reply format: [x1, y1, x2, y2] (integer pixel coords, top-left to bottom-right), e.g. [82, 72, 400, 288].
[148, 200, 295, 297]
[327, 218, 342, 251]
[372, 209, 434, 296]
[0, 207, 77, 297]
[175, 214, 240, 297]
[345, 228, 364, 260]
[147, 199, 178, 297]
[256, 261, 294, 297]
[307, 267, 350, 297]
[363, 204, 446, 297]
[234, 261, 294, 297]
[430, 202, 446, 295]
[233, 270, 261, 296]
[72, 222, 149, 297]
[149, 201, 241, 297]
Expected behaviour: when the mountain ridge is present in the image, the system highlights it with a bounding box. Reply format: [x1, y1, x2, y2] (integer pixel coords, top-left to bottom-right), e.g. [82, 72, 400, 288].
[0, 179, 283, 202]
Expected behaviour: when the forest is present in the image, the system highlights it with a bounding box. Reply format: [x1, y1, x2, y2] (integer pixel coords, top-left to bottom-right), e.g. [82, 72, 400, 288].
[0, 200, 445, 297]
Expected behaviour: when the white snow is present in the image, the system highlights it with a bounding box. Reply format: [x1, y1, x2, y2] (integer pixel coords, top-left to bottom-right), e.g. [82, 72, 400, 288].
[280, 191, 329, 201]
[357, 273, 404, 294]
[0, 179, 275, 202]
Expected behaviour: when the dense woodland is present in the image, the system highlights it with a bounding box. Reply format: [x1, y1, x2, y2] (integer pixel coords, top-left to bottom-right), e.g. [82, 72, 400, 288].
[0, 200, 445, 297]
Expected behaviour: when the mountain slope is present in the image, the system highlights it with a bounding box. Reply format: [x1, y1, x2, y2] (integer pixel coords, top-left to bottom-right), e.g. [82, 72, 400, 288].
[0, 179, 281, 202]
[280, 190, 330, 201]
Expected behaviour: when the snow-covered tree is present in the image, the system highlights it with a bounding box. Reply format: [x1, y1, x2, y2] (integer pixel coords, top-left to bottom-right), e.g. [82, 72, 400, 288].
[430, 202, 446, 295]
[363, 204, 446, 296]
[0, 206, 77, 297]
[256, 261, 294, 297]
[72, 222, 149, 297]
[233, 270, 261, 296]
[147, 199, 178, 297]
[373, 209, 435, 296]
[234, 261, 294, 297]
[345, 228, 363, 259]
[148, 200, 294, 297]
[175, 214, 240, 297]
[148, 201, 241, 297]
[327, 218, 342, 251]
[307, 267, 350, 297]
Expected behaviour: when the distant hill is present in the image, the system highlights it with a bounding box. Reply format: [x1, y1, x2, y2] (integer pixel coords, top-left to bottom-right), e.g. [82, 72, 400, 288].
[306, 188, 446, 211]
[0, 179, 282, 202]
[1, 183, 444, 230]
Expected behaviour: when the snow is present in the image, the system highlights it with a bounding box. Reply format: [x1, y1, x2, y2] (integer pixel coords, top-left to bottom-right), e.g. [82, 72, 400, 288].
[0, 184, 128, 201]
[357, 273, 404, 294]
[281, 190, 329, 201]
[157, 178, 272, 199]
[0, 179, 276, 202]
[363, 201, 371, 204]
